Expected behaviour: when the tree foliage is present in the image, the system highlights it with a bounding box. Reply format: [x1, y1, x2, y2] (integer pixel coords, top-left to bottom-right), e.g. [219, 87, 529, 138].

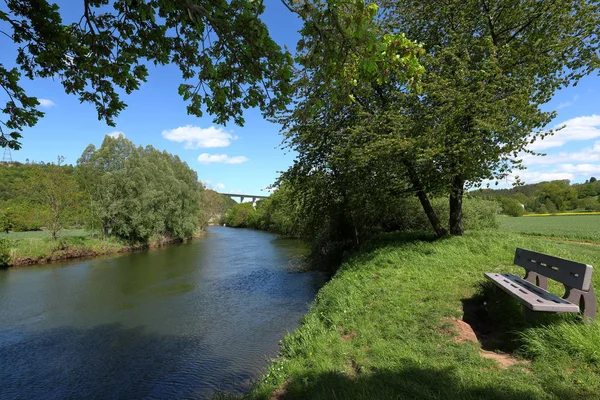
[76, 135, 202, 243]
[0, 0, 293, 149]
[24, 164, 79, 240]
[377, 0, 600, 234]
[277, 0, 599, 242]
[497, 196, 525, 217]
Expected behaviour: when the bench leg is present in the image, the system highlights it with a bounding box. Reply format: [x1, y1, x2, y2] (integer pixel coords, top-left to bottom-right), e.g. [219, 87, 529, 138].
[564, 286, 597, 320]
[522, 305, 538, 322]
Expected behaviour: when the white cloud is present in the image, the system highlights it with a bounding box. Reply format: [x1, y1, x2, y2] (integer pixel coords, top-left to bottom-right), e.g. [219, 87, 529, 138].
[554, 163, 600, 175]
[529, 115, 600, 150]
[37, 98, 55, 108]
[522, 141, 600, 165]
[510, 170, 575, 185]
[162, 125, 236, 149]
[197, 153, 249, 164]
[201, 180, 226, 190]
[505, 161, 600, 186]
[556, 95, 578, 109]
[107, 131, 125, 139]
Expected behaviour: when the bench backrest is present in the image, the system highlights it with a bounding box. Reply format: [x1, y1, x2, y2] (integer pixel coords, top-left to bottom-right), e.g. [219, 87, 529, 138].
[514, 248, 593, 291]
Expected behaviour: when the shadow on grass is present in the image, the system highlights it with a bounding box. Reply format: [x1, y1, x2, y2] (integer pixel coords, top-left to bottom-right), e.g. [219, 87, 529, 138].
[461, 280, 580, 353]
[272, 359, 543, 400]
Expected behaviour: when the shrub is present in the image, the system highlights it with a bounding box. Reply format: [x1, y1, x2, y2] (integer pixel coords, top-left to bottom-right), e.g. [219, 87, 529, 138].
[224, 203, 255, 227]
[379, 196, 499, 232]
[497, 196, 525, 217]
[0, 237, 11, 268]
[462, 197, 501, 229]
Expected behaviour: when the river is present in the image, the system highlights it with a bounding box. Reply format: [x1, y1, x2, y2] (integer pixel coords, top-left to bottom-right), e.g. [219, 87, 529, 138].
[0, 227, 324, 399]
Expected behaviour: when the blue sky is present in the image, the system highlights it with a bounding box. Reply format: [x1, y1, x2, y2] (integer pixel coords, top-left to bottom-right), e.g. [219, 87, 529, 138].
[1, 3, 600, 194]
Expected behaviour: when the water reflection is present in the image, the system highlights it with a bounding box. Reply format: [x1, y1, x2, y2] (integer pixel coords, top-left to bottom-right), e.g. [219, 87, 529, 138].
[0, 227, 324, 399]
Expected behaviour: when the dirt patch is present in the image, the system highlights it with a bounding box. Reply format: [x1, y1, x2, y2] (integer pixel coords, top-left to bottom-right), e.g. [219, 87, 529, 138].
[446, 318, 478, 343]
[480, 350, 530, 370]
[269, 379, 290, 400]
[341, 331, 358, 342]
[444, 318, 529, 370]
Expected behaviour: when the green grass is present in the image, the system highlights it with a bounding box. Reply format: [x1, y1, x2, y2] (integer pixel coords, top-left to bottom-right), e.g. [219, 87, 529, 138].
[0, 229, 90, 240]
[500, 214, 600, 244]
[241, 231, 600, 400]
[1, 230, 126, 265]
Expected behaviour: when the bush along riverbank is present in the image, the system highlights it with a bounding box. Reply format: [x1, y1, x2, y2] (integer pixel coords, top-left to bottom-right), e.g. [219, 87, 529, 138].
[222, 187, 501, 271]
[240, 231, 600, 400]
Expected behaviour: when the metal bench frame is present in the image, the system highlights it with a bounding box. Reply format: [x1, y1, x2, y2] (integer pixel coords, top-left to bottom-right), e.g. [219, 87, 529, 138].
[485, 248, 596, 319]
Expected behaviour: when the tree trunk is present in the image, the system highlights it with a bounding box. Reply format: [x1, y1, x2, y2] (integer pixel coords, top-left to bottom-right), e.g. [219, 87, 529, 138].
[404, 160, 448, 238]
[416, 190, 448, 238]
[449, 175, 465, 236]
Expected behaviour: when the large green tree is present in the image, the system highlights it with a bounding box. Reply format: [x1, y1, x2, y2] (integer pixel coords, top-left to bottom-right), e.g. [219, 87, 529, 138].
[0, 0, 293, 149]
[76, 134, 202, 243]
[280, 0, 599, 238]
[380, 0, 599, 235]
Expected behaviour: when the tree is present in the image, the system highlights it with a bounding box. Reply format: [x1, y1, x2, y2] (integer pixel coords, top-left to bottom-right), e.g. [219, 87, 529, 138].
[579, 197, 600, 212]
[201, 189, 231, 227]
[534, 180, 578, 211]
[76, 135, 203, 243]
[378, 0, 599, 235]
[575, 183, 597, 199]
[498, 196, 524, 217]
[26, 164, 79, 240]
[591, 177, 598, 183]
[0, 0, 293, 149]
[0, 208, 12, 233]
[278, 1, 440, 237]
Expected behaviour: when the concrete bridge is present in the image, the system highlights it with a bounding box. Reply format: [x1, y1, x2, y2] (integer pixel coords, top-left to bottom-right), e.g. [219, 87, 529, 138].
[219, 193, 269, 205]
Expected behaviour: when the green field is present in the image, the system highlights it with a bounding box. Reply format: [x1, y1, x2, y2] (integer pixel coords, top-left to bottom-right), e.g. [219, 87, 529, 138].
[500, 214, 600, 244]
[243, 231, 600, 400]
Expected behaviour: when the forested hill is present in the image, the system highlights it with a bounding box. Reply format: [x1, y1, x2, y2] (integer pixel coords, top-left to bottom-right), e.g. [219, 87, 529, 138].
[471, 178, 600, 215]
[0, 135, 233, 242]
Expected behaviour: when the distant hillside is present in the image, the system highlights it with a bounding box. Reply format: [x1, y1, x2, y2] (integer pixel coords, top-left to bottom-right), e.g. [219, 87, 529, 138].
[470, 178, 600, 215]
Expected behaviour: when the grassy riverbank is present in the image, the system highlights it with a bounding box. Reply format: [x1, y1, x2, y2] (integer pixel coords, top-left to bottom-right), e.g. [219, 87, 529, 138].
[244, 231, 600, 399]
[1, 230, 202, 267]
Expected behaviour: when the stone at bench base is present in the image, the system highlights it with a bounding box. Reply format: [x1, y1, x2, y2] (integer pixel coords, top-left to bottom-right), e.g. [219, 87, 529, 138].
[485, 273, 580, 313]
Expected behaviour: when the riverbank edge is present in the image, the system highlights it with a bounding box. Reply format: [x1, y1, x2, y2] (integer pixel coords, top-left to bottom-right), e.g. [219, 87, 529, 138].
[3, 231, 207, 268]
[240, 230, 600, 399]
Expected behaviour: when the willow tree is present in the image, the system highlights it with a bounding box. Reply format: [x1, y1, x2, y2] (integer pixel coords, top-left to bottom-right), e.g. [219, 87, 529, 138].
[0, 0, 293, 149]
[380, 0, 600, 235]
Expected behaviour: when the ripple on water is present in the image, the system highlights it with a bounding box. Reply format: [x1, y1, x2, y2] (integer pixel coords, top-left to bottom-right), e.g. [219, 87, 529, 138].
[0, 228, 322, 399]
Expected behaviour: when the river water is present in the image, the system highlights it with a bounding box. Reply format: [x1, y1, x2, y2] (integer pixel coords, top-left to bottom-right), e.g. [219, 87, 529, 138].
[0, 227, 324, 399]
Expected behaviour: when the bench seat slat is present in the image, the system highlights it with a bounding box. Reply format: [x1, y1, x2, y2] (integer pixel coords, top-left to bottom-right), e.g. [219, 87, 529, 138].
[485, 273, 580, 313]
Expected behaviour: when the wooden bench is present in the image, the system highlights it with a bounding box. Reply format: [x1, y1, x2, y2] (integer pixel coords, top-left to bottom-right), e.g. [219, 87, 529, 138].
[485, 248, 596, 319]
